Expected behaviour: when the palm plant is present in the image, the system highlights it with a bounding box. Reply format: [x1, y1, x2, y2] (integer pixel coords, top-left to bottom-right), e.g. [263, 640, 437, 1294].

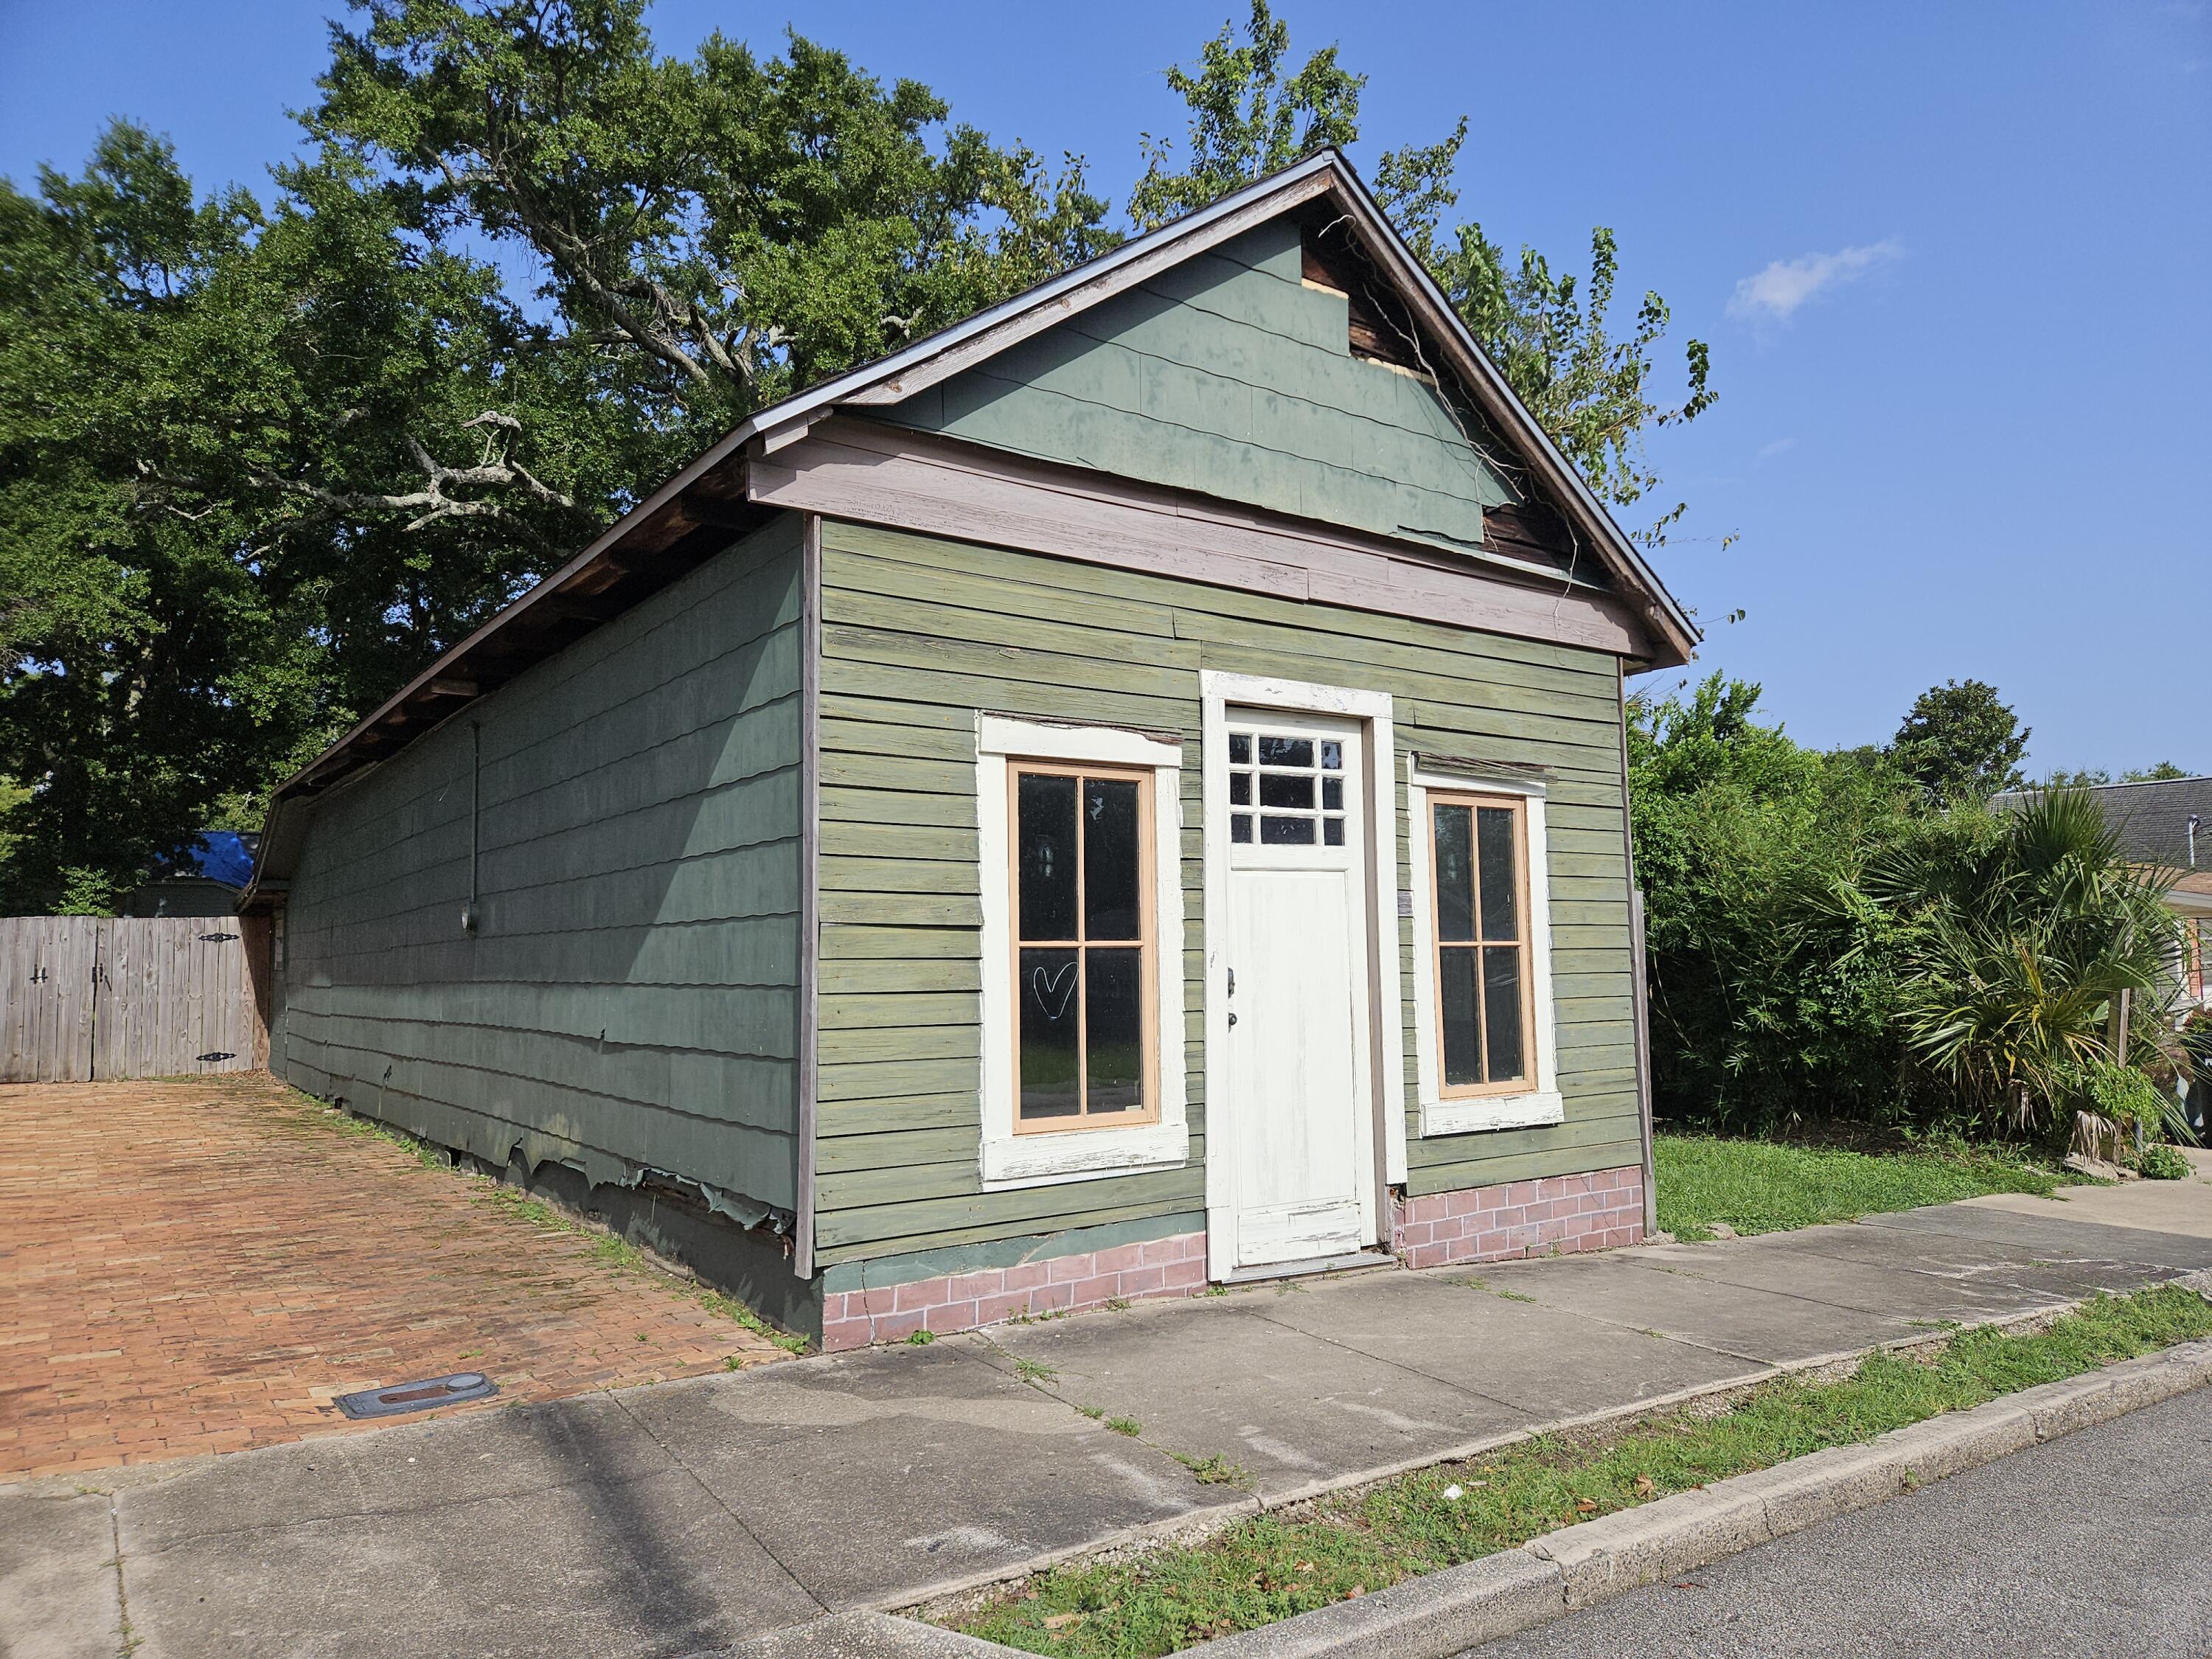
[1859, 789, 2181, 1139]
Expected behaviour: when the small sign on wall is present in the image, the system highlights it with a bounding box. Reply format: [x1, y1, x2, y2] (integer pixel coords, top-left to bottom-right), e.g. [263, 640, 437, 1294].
[1397, 889, 1415, 918]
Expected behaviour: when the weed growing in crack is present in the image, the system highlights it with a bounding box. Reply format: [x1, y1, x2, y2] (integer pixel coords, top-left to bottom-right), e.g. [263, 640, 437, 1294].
[1169, 1451, 1249, 1486]
[1455, 1276, 1536, 1304]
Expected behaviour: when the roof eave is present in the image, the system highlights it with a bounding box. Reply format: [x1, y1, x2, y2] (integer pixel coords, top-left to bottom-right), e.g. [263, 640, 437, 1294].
[248, 148, 1700, 897]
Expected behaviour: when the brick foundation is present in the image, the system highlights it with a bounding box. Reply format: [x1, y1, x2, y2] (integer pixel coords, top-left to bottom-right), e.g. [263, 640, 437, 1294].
[819, 1164, 1647, 1349]
[1391, 1164, 1645, 1270]
[820, 1230, 1209, 1352]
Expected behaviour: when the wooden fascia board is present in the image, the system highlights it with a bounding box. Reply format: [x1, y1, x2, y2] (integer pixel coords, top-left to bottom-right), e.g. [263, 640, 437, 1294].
[1313, 173, 1698, 665]
[832, 169, 1340, 414]
[752, 419, 1653, 659]
[263, 456, 750, 805]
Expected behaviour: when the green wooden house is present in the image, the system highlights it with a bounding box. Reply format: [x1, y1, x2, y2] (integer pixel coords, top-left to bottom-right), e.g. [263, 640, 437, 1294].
[243, 152, 1694, 1349]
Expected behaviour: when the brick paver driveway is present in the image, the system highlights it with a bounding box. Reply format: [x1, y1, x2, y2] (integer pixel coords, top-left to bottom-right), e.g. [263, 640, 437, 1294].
[1, 1076, 788, 1480]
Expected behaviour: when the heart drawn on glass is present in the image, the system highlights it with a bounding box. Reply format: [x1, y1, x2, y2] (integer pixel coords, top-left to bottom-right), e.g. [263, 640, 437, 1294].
[1030, 961, 1078, 1020]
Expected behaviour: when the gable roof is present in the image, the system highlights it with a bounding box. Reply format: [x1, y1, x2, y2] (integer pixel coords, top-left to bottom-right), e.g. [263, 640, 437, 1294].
[243, 150, 1695, 906]
[1994, 773, 2212, 871]
[731, 149, 1694, 646]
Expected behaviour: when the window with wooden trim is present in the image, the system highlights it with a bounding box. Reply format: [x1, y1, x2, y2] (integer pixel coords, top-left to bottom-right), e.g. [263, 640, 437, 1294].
[1427, 792, 1535, 1096]
[1010, 763, 1158, 1130]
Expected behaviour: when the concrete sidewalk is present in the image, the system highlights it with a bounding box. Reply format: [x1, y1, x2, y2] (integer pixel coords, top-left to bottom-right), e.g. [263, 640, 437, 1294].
[13, 1175, 2212, 1659]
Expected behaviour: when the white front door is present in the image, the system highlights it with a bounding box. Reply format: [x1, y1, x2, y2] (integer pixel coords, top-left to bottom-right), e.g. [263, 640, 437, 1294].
[1219, 711, 1377, 1268]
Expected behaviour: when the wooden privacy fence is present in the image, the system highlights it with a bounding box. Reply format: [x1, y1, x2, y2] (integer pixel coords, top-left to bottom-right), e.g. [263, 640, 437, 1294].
[1, 916, 260, 1082]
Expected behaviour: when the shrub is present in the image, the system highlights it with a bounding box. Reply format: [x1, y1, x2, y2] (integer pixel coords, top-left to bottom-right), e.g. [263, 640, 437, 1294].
[1630, 676, 1929, 1132]
[2076, 1060, 2194, 1161]
[2140, 1144, 2191, 1181]
[1632, 679, 2184, 1146]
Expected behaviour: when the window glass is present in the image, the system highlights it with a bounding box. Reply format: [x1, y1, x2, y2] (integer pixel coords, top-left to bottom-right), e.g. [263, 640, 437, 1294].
[1478, 807, 1519, 941]
[1018, 774, 1078, 941]
[1483, 947, 1526, 1082]
[1229, 728, 1351, 848]
[1018, 946, 1082, 1118]
[1439, 946, 1482, 1086]
[1083, 778, 1141, 940]
[1085, 948, 1144, 1111]
[1433, 804, 1475, 942]
[1012, 765, 1155, 1130]
[1430, 793, 1533, 1096]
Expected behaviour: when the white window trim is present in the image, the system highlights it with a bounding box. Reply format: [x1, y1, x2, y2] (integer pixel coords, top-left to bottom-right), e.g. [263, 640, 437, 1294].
[1405, 754, 1564, 1136]
[1199, 671, 1408, 1283]
[975, 713, 1189, 1189]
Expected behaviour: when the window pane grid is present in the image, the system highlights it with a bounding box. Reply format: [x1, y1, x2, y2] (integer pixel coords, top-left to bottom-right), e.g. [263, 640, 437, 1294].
[1430, 793, 1532, 1096]
[1227, 729, 1346, 846]
[1013, 765, 1153, 1129]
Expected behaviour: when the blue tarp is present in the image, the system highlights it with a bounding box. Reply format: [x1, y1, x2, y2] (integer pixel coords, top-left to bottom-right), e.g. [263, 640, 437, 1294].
[181, 831, 257, 889]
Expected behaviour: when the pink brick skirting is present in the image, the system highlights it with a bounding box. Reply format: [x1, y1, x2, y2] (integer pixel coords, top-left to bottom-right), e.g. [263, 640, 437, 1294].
[820, 1230, 1208, 1352]
[1391, 1164, 1646, 1270]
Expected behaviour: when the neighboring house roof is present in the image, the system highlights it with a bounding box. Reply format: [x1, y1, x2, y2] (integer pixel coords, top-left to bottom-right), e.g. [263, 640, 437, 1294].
[1993, 776, 2212, 872]
[243, 149, 1696, 906]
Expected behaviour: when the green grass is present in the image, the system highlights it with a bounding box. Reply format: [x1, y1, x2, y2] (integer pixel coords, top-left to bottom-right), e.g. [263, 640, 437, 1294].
[945, 1285, 2212, 1656]
[1655, 1133, 2071, 1242]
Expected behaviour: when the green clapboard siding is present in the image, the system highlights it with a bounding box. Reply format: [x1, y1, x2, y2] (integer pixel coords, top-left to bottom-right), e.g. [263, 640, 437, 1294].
[882, 217, 1584, 571]
[813, 518, 1638, 1269]
[277, 516, 807, 1220]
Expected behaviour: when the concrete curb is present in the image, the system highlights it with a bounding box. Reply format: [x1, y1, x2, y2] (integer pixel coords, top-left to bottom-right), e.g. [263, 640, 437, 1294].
[728, 1332, 2212, 1658]
[883, 1288, 2095, 1615]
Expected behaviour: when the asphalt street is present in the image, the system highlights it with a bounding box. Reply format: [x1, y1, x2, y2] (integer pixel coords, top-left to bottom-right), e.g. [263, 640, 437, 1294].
[1467, 1381, 2212, 1659]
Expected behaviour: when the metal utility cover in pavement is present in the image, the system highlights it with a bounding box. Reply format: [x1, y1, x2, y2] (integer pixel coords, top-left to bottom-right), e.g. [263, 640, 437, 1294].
[335, 1371, 498, 1419]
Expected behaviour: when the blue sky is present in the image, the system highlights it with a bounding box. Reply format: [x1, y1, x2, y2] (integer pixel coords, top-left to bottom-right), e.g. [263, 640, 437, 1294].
[4, 1, 2206, 773]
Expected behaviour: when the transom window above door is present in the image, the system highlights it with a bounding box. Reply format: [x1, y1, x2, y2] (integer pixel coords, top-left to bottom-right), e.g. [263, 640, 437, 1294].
[1011, 765, 1158, 1130]
[1226, 731, 1347, 846]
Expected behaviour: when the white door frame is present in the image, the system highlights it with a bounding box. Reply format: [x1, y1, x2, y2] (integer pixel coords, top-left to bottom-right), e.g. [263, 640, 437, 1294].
[1200, 670, 1408, 1282]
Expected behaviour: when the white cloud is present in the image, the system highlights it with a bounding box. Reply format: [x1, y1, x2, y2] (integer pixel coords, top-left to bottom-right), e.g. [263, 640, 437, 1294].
[1757, 437, 1797, 460]
[1728, 240, 1905, 322]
